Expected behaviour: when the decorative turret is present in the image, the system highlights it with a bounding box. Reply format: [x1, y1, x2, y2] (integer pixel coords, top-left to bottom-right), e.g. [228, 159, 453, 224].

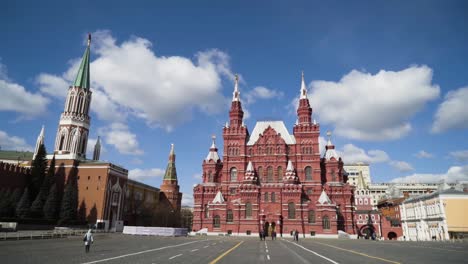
[205, 135, 220, 162]
[53, 34, 93, 159]
[243, 161, 257, 183]
[73, 34, 91, 90]
[33, 125, 45, 160]
[229, 74, 244, 127]
[321, 131, 344, 184]
[164, 144, 177, 181]
[296, 71, 312, 125]
[160, 144, 182, 212]
[323, 131, 339, 161]
[283, 160, 298, 183]
[92, 136, 101, 161]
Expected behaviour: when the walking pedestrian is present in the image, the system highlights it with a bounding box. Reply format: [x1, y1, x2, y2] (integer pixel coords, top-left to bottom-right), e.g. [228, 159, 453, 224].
[295, 229, 299, 242]
[83, 229, 94, 253]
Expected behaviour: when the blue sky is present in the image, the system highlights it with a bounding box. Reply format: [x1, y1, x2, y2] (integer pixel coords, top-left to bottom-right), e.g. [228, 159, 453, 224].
[1, 0, 468, 206]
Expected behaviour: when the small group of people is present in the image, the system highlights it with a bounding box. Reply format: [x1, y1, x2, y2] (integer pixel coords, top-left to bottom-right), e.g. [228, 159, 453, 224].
[292, 229, 299, 241]
[259, 230, 277, 240]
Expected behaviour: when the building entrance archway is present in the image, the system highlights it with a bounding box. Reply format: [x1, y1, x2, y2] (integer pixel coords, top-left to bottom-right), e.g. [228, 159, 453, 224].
[388, 232, 397, 240]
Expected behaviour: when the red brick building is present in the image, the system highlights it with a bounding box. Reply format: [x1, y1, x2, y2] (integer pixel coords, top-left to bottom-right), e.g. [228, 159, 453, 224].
[193, 74, 355, 237]
[377, 196, 406, 240]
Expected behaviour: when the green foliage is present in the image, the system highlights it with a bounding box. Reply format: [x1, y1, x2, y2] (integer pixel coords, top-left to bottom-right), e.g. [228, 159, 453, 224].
[87, 204, 98, 223]
[58, 169, 78, 225]
[43, 184, 59, 221]
[0, 189, 12, 217]
[16, 188, 30, 219]
[0, 188, 23, 218]
[30, 155, 56, 218]
[29, 144, 48, 200]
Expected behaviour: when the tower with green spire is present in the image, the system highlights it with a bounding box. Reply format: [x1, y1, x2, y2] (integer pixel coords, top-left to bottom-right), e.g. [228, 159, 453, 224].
[53, 34, 93, 159]
[160, 144, 182, 213]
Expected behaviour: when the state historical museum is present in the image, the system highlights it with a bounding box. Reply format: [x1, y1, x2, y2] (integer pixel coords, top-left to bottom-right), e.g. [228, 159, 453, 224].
[193, 74, 355, 237]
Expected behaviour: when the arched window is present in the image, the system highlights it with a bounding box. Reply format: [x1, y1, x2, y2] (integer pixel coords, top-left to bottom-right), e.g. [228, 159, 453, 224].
[308, 210, 316, 223]
[77, 94, 83, 113]
[277, 166, 283, 181]
[267, 166, 273, 182]
[331, 169, 336, 181]
[257, 167, 263, 182]
[68, 92, 75, 112]
[213, 215, 220, 228]
[322, 216, 330, 229]
[288, 202, 295, 219]
[204, 204, 209, 218]
[271, 192, 276, 203]
[264, 192, 269, 202]
[305, 166, 312, 181]
[80, 135, 87, 154]
[208, 171, 213, 182]
[227, 210, 233, 223]
[230, 167, 237, 182]
[245, 202, 252, 218]
[59, 135, 65, 150]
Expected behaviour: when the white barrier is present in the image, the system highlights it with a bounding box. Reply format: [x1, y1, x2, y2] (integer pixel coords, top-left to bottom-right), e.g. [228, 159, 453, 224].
[123, 226, 188, 237]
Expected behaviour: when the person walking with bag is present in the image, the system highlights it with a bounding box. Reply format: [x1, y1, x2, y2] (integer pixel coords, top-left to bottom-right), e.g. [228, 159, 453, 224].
[83, 229, 94, 253]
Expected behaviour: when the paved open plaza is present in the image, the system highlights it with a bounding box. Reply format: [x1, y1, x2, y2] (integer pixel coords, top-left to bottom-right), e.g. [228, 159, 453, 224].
[1, 234, 467, 264]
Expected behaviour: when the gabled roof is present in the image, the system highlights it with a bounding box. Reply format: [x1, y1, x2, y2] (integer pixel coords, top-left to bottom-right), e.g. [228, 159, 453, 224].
[318, 190, 332, 205]
[212, 191, 225, 204]
[247, 121, 295, 145]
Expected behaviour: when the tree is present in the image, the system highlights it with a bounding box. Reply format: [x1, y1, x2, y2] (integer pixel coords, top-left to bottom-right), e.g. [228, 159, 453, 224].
[0, 189, 12, 217]
[30, 155, 56, 218]
[58, 168, 78, 225]
[16, 188, 30, 219]
[43, 184, 59, 221]
[29, 144, 48, 200]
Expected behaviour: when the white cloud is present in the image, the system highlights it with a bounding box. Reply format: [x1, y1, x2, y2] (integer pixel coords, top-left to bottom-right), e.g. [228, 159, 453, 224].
[390, 165, 468, 183]
[182, 192, 194, 207]
[130, 158, 143, 165]
[389, 160, 414, 172]
[432, 87, 468, 133]
[0, 130, 33, 151]
[0, 63, 49, 117]
[36, 58, 80, 98]
[306, 66, 440, 141]
[245, 86, 283, 104]
[100, 123, 143, 155]
[339, 144, 390, 164]
[450, 150, 468, 163]
[128, 167, 165, 180]
[318, 136, 328, 156]
[37, 30, 233, 131]
[414, 150, 433, 159]
[193, 173, 202, 181]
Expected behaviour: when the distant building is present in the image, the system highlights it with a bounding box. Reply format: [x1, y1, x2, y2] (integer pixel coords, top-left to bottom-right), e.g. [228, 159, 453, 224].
[377, 196, 406, 240]
[344, 163, 371, 187]
[400, 183, 468, 241]
[124, 178, 160, 226]
[345, 163, 440, 207]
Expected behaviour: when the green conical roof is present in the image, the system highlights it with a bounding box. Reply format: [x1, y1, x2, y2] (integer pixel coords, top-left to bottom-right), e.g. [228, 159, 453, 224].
[164, 144, 178, 181]
[73, 34, 91, 89]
